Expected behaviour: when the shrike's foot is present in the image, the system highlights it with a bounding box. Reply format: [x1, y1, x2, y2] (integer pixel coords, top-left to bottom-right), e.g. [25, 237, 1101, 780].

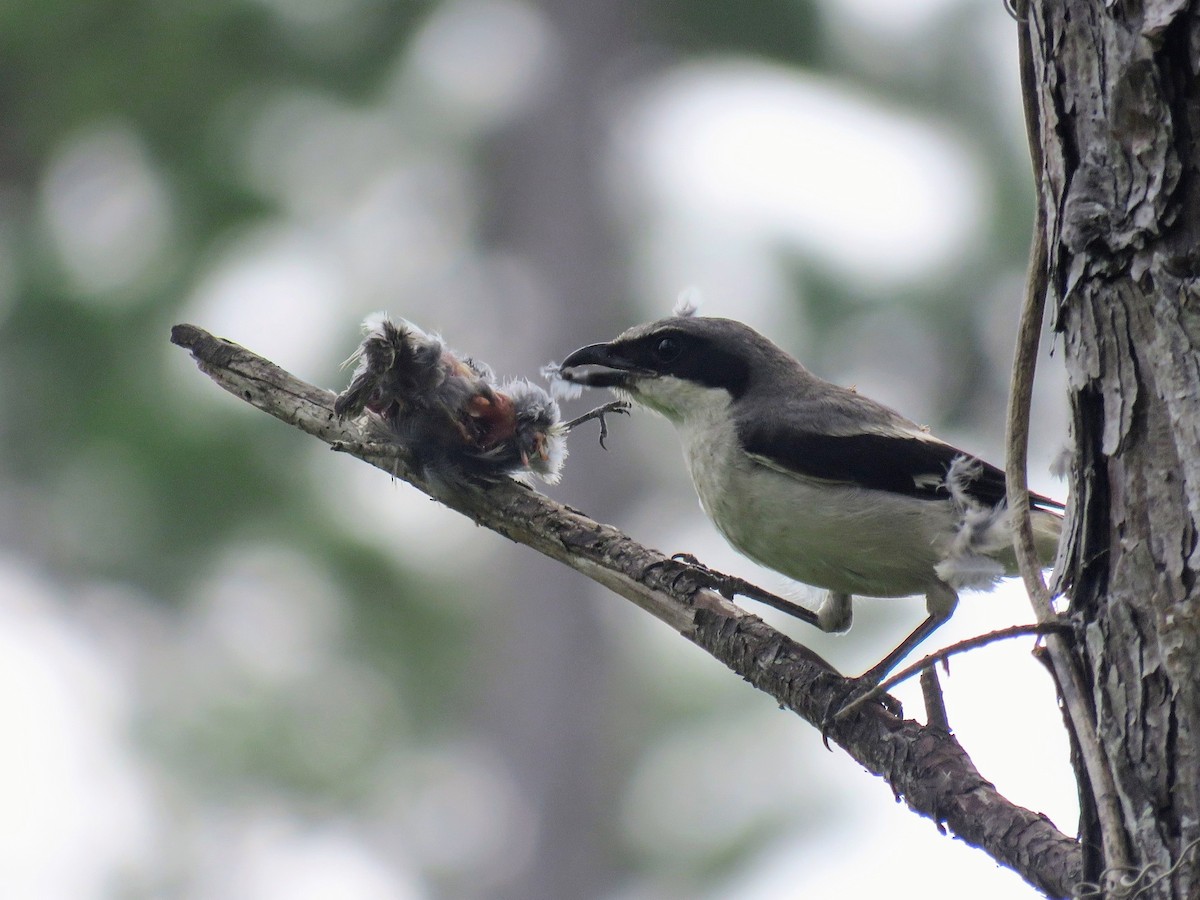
[818, 679, 904, 747]
[668, 554, 820, 627]
[831, 676, 904, 724]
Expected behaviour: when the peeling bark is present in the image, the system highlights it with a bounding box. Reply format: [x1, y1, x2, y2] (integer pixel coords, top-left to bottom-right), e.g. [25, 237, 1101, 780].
[1028, 1, 1200, 893]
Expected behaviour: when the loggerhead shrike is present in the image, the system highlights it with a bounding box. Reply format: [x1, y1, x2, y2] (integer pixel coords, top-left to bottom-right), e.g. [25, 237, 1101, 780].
[557, 310, 1063, 684]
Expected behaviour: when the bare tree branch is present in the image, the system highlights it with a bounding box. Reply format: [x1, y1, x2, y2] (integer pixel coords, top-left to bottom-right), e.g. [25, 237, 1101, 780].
[171, 322, 1082, 898]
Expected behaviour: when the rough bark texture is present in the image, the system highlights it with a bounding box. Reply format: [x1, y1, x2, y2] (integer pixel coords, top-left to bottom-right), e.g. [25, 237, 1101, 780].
[1029, 1, 1200, 893]
[171, 323, 1083, 897]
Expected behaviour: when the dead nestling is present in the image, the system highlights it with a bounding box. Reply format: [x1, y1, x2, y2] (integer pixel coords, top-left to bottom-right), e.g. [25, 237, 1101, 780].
[334, 314, 629, 486]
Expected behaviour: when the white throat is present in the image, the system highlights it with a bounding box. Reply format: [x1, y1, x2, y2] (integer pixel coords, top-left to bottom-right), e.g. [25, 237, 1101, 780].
[625, 375, 733, 425]
[642, 381, 741, 521]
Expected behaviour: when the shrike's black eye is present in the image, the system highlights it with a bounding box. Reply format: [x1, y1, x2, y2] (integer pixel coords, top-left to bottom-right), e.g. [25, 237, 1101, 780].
[654, 336, 682, 363]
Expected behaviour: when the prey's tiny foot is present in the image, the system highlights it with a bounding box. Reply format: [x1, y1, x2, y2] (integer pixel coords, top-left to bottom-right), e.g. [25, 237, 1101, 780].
[564, 400, 630, 449]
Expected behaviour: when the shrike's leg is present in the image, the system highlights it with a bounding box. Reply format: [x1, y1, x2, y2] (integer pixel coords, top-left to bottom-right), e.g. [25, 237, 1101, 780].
[858, 581, 959, 686]
[816, 592, 853, 634]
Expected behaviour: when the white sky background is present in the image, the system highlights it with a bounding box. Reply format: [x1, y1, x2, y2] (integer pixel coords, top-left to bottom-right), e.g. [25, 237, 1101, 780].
[18, 0, 1080, 895]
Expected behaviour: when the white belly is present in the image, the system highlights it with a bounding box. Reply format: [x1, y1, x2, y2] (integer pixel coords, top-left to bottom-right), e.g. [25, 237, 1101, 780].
[678, 415, 956, 599]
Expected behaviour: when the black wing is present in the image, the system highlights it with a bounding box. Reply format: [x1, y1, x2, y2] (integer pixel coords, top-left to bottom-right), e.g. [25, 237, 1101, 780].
[739, 422, 1063, 511]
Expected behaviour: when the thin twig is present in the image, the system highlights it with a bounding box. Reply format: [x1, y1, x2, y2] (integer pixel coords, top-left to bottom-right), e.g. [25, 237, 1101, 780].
[1007, 0, 1058, 685]
[1072, 834, 1200, 899]
[1007, 0, 1130, 880]
[878, 623, 1071, 696]
[921, 667, 951, 732]
[836, 623, 1073, 720]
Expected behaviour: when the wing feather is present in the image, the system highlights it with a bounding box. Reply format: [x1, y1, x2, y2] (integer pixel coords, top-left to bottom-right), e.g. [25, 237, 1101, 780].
[739, 419, 1062, 510]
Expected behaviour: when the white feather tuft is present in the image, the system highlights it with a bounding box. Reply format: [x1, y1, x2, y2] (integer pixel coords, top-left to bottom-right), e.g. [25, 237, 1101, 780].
[340, 312, 389, 370]
[944, 456, 982, 508]
[935, 555, 1006, 591]
[936, 455, 1014, 591]
[540, 362, 585, 401]
[361, 310, 391, 334]
[673, 287, 702, 318]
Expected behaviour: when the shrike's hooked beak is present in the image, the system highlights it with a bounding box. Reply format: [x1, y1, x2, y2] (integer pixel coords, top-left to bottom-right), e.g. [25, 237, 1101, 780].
[559, 342, 653, 388]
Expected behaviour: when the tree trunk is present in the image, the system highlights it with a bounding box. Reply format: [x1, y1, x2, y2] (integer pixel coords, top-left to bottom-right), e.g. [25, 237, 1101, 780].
[1029, 1, 1200, 893]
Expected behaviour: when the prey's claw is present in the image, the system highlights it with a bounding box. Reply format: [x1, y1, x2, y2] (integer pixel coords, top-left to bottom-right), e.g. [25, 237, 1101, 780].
[565, 400, 630, 449]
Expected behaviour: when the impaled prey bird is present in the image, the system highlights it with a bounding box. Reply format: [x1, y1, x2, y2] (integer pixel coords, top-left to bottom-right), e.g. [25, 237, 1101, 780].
[335, 314, 568, 485]
[556, 308, 1063, 684]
